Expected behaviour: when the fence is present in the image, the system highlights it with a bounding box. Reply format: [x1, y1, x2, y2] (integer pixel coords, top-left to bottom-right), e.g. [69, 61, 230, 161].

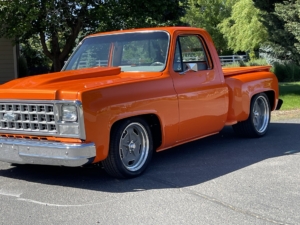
[219, 55, 248, 65]
[77, 59, 108, 69]
[181, 53, 248, 66]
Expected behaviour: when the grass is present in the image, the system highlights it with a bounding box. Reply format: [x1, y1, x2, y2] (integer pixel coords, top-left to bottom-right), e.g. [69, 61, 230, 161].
[279, 82, 300, 110]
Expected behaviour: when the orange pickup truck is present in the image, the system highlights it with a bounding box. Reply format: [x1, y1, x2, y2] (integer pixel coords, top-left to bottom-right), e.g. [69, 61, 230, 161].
[0, 27, 282, 178]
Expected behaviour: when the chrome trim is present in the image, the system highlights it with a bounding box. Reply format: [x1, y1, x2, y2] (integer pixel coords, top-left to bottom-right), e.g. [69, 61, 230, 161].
[0, 102, 56, 133]
[0, 137, 96, 167]
[179, 63, 198, 75]
[84, 30, 170, 38]
[0, 100, 86, 140]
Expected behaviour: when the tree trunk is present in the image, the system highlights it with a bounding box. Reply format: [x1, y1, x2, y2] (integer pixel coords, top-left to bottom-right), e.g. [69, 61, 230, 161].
[51, 32, 63, 72]
[52, 58, 64, 72]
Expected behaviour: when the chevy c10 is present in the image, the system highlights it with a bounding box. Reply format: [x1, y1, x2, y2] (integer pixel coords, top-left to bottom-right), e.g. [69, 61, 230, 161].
[0, 27, 282, 178]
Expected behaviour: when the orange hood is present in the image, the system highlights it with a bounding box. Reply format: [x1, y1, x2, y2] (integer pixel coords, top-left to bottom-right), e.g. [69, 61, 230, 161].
[0, 67, 162, 101]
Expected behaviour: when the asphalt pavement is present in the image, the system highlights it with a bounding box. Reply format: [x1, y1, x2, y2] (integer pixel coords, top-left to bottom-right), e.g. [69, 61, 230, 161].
[0, 119, 299, 225]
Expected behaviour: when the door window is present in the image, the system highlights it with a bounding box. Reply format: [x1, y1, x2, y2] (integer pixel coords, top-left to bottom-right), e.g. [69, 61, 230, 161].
[173, 35, 211, 72]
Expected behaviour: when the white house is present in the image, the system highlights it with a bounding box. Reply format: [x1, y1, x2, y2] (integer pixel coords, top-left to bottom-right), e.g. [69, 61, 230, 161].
[0, 38, 18, 84]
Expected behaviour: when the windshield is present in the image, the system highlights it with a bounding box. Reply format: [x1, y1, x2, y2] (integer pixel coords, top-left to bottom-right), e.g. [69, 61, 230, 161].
[64, 31, 169, 72]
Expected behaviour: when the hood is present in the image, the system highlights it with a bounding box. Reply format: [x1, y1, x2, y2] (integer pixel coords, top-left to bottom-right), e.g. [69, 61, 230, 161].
[0, 67, 162, 100]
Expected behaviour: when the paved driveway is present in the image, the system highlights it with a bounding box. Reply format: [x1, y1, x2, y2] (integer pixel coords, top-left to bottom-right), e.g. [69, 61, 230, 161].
[0, 119, 299, 224]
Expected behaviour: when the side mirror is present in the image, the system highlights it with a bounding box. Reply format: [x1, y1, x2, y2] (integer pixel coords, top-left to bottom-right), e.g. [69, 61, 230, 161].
[179, 63, 198, 75]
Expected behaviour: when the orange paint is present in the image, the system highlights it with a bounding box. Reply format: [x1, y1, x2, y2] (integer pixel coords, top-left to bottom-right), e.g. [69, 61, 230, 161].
[0, 27, 280, 163]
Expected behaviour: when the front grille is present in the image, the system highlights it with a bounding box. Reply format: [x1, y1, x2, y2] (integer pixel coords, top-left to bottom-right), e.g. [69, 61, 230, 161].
[0, 103, 57, 133]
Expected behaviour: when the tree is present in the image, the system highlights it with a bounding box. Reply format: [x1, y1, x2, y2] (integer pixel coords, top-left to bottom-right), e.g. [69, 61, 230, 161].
[218, 0, 268, 58]
[98, 0, 187, 31]
[0, 0, 187, 72]
[0, 0, 104, 72]
[253, 0, 300, 64]
[181, 0, 237, 53]
[20, 38, 52, 75]
[274, 1, 300, 63]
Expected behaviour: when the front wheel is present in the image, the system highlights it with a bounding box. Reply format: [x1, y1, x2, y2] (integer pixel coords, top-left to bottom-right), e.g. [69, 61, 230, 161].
[102, 118, 153, 178]
[233, 93, 270, 138]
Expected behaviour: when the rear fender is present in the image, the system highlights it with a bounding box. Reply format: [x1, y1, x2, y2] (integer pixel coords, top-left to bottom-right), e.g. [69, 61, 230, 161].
[225, 71, 279, 124]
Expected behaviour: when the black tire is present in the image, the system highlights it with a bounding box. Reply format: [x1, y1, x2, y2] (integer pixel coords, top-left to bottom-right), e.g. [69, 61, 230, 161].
[102, 117, 153, 178]
[233, 93, 270, 138]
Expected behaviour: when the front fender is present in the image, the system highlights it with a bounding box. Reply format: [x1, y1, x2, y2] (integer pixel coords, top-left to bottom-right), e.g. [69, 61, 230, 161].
[80, 76, 179, 163]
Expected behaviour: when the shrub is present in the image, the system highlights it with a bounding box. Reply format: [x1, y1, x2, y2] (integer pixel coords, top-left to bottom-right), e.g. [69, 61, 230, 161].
[248, 58, 268, 66]
[272, 63, 300, 82]
[222, 61, 245, 67]
[238, 60, 246, 67]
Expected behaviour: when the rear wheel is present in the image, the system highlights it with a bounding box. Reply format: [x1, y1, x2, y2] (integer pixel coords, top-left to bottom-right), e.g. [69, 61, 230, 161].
[102, 118, 153, 178]
[233, 93, 270, 138]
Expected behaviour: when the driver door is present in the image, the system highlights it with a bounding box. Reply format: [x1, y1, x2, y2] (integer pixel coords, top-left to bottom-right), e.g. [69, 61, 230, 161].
[170, 35, 228, 142]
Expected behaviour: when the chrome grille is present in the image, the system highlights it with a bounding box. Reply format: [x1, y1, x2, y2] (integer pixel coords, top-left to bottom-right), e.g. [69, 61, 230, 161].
[0, 103, 57, 133]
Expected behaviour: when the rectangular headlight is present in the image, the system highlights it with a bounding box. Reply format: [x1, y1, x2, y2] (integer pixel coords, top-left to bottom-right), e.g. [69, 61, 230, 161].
[62, 105, 77, 122]
[54, 100, 86, 139]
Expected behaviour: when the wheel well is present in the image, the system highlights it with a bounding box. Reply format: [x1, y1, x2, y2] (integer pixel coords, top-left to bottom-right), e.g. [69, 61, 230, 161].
[263, 91, 275, 110]
[110, 114, 162, 150]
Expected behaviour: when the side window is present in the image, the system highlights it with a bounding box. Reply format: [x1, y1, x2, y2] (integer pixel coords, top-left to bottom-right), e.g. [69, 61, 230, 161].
[173, 35, 210, 72]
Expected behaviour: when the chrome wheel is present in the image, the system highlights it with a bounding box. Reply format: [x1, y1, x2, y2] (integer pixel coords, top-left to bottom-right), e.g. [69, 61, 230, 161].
[103, 118, 153, 178]
[232, 93, 270, 138]
[119, 122, 149, 171]
[252, 95, 270, 133]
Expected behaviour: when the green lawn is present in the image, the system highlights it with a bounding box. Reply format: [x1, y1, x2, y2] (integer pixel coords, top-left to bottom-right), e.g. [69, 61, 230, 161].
[279, 82, 300, 110]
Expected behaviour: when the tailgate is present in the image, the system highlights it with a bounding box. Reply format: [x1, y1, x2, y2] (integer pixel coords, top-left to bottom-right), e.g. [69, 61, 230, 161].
[222, 66, 272, 77]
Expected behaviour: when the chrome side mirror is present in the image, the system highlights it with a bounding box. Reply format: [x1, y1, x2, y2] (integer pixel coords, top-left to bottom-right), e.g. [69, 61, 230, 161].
[179, 63, 198, 75]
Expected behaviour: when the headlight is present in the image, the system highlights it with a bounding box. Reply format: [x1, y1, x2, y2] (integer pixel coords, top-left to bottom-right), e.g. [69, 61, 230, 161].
[62, 105, 77, 122]
[55, 101, 86, 139]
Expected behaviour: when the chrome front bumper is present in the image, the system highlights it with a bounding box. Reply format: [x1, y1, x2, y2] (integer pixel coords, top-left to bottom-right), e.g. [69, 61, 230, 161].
[0, 137, 96, 167]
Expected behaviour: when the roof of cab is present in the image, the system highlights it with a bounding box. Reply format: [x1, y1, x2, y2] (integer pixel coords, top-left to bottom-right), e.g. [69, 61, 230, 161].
[87, 26, 206, 38]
